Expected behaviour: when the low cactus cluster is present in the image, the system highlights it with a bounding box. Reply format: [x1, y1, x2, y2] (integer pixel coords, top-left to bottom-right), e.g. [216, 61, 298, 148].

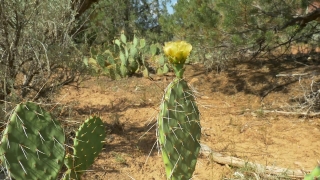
[0, 102, 106, 180]
[85, 34, 172, 79]
[150, 43, 170, 76]
[86, 33, 149, 79]
[158, 41, 201, 179]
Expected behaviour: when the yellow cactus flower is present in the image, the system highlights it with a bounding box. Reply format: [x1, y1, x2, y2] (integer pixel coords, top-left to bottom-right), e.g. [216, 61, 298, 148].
[163, 41, 192, 64]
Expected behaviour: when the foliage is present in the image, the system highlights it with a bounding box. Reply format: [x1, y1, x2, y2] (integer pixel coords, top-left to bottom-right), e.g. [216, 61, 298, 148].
[159, 0, 221, 66]
[86, 33, 171, 79]
[143, 41, 172, 77]
[86, 33, 147, 79]
[215, 0, 313, 51]
[75, 0, 135, 45]
[74, 0, 171, 45]
[161, 0, 320, 70]
[0, 0, 85, 103]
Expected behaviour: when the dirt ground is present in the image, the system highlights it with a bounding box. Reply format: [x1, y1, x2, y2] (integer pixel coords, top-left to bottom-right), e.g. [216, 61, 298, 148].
[57, 57, 320, 180]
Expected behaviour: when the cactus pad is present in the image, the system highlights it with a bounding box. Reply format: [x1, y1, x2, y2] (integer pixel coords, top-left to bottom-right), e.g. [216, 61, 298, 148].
[158, 78, 201, 180]
[64, 116, 106, 180]
[0, 102, 65, 180]
[304, 165, 320, 180]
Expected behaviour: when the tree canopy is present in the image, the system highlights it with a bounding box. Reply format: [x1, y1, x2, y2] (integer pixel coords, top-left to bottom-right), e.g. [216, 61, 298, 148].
[160, 0, 320, 69]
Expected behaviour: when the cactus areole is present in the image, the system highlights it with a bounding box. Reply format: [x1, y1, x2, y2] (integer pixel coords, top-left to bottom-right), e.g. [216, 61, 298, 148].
[159, 41, 201, 180]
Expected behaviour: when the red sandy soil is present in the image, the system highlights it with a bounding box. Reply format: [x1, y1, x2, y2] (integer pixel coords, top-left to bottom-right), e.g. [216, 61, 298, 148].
[57, 58, 320, 180]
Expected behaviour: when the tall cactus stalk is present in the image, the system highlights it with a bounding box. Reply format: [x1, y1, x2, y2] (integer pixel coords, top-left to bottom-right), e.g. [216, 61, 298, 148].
[158, 41, 201, 180]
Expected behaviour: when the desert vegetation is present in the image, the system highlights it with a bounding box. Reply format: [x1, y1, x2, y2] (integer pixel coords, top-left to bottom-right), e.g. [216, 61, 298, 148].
[0, 0, 320, 179]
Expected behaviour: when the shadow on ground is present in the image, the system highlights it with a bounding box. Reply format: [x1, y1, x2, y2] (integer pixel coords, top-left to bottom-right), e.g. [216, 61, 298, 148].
[192, 53, 320, 100]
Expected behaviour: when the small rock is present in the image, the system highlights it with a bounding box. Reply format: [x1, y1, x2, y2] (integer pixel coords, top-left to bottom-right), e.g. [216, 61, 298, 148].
[200, 96, 210, 99]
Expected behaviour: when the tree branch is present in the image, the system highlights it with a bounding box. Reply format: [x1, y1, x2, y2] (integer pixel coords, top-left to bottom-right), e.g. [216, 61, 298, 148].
[281, 8, 320, 30]
[200, 143, 308, 179]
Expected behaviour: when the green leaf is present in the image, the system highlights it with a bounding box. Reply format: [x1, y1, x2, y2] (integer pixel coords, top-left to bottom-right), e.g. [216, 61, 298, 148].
[133, 36, 138, 47]
[120, 33, 127, 44]
[120, 65, 128, 77]
[150, 44, 157, 56]
[124, 46, 129, 59]
[96, 54, 106, 68]
[119, 51, 126, 66]
[128, 57, 135, 63]
[128, 60, 138, 74]
[140, 39, 146, 49]
[163, 63, 169, 74]
[107, 65, 117, 80]
[83, 57, 89, 66]
[158, 55, 165, 66]
[107, 56, 115, 65]
[157, 68, 163, 76]
[130, 46, 137, 57]
[142, 68, 149, 78]
[115, 39, 121, 47]
[90, 47, 98, 57]
[103, 50, 115, 64]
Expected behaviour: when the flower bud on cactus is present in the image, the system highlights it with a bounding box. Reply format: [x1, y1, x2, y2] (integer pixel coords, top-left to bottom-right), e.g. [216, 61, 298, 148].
[163, 41, 192, 65]
[158, 41, 201, 180]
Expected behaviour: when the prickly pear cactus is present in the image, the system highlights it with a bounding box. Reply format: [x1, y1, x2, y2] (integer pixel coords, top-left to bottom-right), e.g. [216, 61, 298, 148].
[305, 165, 320, 180]
[64, 116, 106, 180]
[158, 41, 201, 180]
[0, 102, 65, 180]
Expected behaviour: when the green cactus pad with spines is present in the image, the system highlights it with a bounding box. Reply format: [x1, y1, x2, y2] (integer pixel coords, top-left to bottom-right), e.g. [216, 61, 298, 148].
[0, 102, 65, 180]
[64, 116, 106, 180]
[120, 65, 129, 77]
[158, 77, 201, 180]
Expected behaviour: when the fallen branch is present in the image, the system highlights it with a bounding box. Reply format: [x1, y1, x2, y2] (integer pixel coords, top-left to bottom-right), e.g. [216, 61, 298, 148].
[200, 143, 308, 179]
[276, 73, 311, 77]
[262, 110, 320, 117]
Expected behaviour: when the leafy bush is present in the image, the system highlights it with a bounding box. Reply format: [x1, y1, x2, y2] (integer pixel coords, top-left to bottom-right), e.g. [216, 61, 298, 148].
[0, 0, 85, 104]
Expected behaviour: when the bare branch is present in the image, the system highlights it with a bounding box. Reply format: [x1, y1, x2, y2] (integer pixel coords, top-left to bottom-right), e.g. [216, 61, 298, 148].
[281, 8, 320, 30]
[200, 143, 307, 178]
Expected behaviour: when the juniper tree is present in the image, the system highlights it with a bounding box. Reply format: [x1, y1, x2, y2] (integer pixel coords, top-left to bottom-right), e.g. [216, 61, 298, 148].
[215, 0, 320, 60]
[161, 0, 320, 69]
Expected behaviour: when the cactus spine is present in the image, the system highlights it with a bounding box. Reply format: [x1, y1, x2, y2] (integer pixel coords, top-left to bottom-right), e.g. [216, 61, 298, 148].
[0, 102, 65, 180]
[158, 41, 201, 180]
[63, 116, 106, 180]
[0, 102, 106, 180]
